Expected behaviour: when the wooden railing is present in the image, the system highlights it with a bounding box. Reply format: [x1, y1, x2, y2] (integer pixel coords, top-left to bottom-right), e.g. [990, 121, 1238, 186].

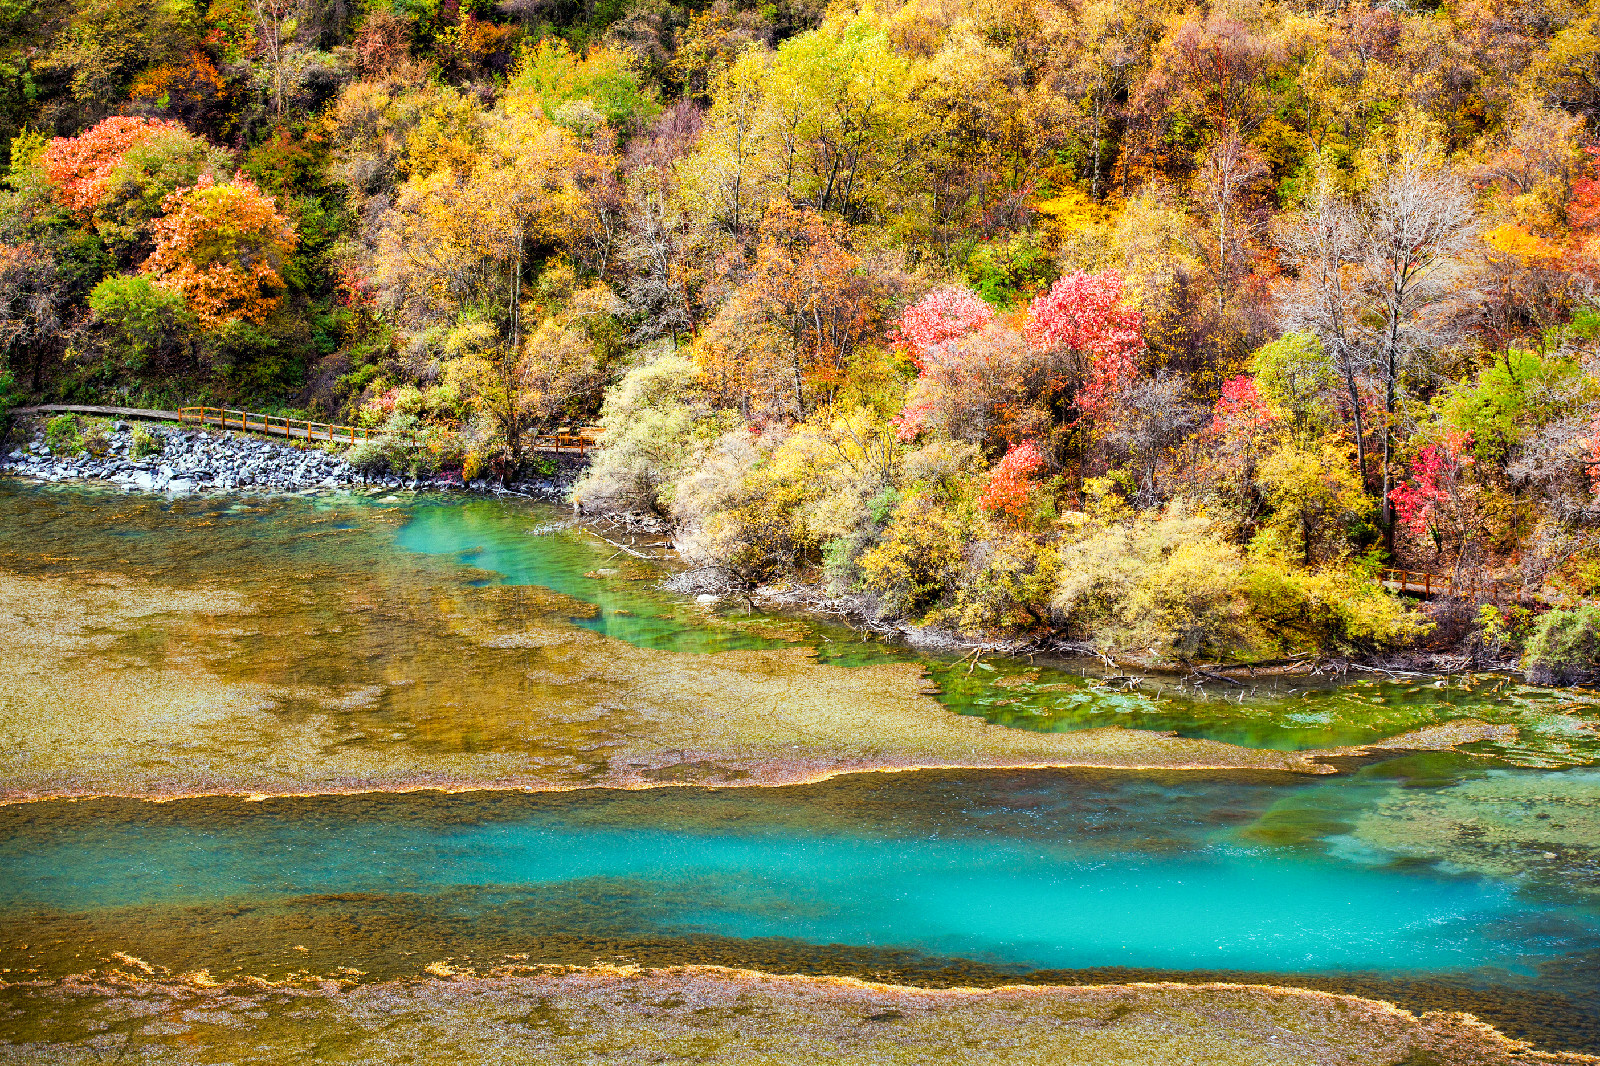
[527, 426, 603, 454]
[180, 406, 603, 454]
[1381, 568, 1450, 597]
[181, 407, 374, 443]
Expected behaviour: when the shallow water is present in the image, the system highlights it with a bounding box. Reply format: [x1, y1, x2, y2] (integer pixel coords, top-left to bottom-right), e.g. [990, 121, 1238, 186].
[391, 494, 1600, 761]
[2, 762, 1598, 1048]
[3, 481, 1600, 1053]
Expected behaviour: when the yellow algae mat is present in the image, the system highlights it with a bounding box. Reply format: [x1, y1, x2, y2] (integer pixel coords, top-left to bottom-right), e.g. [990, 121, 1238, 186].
[0, 569, 1492, 802]
[0, 966, 1587, 1065]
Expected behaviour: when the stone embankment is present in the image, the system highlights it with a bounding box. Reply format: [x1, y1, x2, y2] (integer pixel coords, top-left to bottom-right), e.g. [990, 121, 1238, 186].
[1, 420, 577, 500]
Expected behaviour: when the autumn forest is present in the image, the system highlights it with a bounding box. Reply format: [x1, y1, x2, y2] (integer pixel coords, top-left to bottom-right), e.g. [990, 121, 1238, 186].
[5, 0, 1600, 669]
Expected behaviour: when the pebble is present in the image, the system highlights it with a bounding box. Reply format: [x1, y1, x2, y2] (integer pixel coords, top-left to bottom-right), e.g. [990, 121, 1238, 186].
[0, 424, 577, 502]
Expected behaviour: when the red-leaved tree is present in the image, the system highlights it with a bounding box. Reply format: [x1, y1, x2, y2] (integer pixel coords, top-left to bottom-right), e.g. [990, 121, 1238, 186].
[1388, 431, 1480, 565]
[979, 440, 1046, 520]
[894, 286, 995, 369]
[892, 272, 1146, 466]
[1023, 270, 1145, 420]
[1210, 374, 1275, 435]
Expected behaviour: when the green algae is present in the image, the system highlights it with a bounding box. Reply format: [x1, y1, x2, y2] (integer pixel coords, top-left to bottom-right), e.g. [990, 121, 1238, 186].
[928, 660, 1600, 768]
[1347, 767, 1600, 899]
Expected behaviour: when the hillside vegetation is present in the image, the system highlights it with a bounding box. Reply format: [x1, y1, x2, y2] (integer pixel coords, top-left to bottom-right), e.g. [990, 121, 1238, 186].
[7, 0, 1600, 660]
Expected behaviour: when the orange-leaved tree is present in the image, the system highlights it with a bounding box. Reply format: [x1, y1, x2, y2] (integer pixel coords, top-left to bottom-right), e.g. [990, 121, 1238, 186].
[979, 440, 1047, 520]
[746, 202, 883, 416]
[41, 116, 190, 215]
[142, 177, 297, 328]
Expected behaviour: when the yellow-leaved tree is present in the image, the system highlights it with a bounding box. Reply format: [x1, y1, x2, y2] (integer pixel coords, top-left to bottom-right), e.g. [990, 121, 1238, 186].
[373, 108, 612, 467]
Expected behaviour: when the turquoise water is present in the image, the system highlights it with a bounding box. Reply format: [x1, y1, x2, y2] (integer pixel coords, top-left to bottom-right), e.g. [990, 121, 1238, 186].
[1, 764, 1595, 980]
[394, 499, 806, 653]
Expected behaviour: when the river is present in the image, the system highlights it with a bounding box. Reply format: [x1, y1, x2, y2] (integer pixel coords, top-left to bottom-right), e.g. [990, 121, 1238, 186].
[1, 481, 1597, 1056]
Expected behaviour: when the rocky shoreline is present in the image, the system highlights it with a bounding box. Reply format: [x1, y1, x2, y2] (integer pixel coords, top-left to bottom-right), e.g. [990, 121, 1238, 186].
[0, 419, 580, 501]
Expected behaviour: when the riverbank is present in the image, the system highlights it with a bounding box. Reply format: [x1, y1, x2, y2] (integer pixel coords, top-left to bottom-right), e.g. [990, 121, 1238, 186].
[659, 551, 1514, 681]
[0, 417, 582, 500]
[0, 966, 1589, 1065]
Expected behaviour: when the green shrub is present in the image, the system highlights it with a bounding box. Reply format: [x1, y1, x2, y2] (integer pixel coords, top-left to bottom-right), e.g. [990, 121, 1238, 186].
[1523, 605, 1600, 686]
[46, 415, 83, 455]
[1249, 333, 1339, 437]
[79, 419, 111, 457]
[347, 437, 389, 475]
[131, 425, 164, 458]
[573, 354, 725, 514]
[0, 367, 16, 421]
[88, 275, 191, 371]
[346, 412, 472, 478]
[964, 231, 1056, 307]
[1435, 348, 1591, 464]
[1242, 561, 1427, 655]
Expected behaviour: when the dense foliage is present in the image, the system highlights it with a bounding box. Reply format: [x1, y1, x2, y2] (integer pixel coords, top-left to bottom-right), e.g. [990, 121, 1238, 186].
[8, 0, 1600, 657]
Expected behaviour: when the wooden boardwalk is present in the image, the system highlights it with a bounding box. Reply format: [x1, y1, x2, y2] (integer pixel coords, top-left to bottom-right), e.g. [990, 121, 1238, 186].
[12, 403, 181, 420]
[10, 404, 600, 454]
[181, 406, 375, 443]
[1381, 567, 1545, 606]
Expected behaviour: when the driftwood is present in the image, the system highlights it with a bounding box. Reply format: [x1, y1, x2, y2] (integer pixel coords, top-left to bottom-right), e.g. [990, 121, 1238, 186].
[1186, 665, 1246, 687]
[1345, 662, 1441, 680]
[589, 531, 655, 560]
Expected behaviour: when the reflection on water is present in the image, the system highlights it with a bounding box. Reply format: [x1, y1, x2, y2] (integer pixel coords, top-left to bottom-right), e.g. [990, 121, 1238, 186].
[392, 493, 1600, 761]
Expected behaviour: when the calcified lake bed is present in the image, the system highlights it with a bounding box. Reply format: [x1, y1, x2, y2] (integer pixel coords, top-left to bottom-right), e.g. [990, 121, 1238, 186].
[2, 481, 1599, 1063]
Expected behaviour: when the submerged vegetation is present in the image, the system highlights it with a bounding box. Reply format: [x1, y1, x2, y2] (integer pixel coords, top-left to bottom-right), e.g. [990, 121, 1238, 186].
[7, 0, 1600, 663]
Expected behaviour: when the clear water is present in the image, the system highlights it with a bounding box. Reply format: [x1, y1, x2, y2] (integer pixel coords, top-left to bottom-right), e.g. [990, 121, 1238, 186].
[1, 762, 1595, 982]
[394, 500, 799, 653]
